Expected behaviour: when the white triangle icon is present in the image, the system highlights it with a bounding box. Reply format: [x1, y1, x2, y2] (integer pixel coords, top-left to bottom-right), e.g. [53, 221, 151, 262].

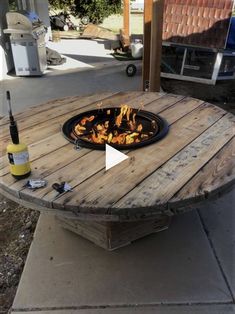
[105, 144, 129, 171]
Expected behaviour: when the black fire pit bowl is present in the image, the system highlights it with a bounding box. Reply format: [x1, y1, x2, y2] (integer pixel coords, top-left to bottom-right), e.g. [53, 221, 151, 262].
[62, 107, 169, 150]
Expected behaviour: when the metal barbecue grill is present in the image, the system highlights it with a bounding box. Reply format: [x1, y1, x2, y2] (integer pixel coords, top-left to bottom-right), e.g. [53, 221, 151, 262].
[62, 107, 169, 150]
[4, 11, 47, 76]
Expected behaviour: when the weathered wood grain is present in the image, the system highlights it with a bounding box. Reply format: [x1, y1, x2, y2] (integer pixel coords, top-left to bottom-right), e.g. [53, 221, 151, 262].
[114, 113, 234, 212]
[0, 95, 81, 126]
[0, 187, 77, 218]
[0, 92, 234, 224]
[1, 92, 171, 155]
[17, 96, 205, 209]
[169, 136, 235, 210]
[19, 149, 104, 207]
[0, 92, 136, 141]
[56, 215, 171, 250]
[2, 91, 165, 139]
[1, 92, 235, 250]
[2, 93, 185, 202]
[53, 103, 226, 212]
[0, 133, 69, 176]
[0, 144, 90, 196]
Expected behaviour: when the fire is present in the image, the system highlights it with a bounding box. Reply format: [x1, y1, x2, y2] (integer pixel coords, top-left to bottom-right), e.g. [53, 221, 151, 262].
[74, 104, 153, 145]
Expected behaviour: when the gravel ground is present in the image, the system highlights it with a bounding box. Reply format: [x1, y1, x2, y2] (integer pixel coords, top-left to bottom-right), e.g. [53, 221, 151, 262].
[0, 195, 39, 314]
[161, 78, 235, 114]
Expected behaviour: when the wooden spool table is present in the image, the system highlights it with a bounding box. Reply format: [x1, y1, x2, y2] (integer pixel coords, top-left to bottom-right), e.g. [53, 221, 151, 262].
[0, 92, 234, 250]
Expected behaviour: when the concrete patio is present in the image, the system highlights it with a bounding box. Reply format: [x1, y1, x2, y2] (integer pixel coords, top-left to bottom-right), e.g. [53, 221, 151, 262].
[0, 39, 234, 314]
[0, 39, 139, 116]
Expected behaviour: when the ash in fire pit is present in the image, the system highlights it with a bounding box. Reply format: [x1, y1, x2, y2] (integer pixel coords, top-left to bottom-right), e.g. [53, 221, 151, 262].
[62, 104, 169, 150]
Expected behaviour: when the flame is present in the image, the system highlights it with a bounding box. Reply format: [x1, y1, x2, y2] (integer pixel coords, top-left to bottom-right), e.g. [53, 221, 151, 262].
[74, 124, 86, 135]
[115, 104, 135, 128]
[74, 104, 153, 145]
[80, 115, 95, 125]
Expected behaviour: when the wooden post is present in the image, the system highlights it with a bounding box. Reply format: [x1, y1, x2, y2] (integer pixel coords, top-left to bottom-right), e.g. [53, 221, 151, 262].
[142, 0, 153, 91]
[120, 0, 130, 50]
[123, 0, 130, 38]
[149, 0, 164, 92]
[0, 0, 14, 77]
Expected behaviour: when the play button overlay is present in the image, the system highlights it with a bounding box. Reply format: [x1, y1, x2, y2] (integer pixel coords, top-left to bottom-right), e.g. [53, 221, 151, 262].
[105, 144, 129, 171]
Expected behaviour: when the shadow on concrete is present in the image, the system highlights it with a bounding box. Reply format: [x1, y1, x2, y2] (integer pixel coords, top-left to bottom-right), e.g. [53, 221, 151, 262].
[63, 53, 114, 64]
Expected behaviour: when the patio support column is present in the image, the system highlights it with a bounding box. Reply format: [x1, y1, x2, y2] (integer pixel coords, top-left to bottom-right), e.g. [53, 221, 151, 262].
[142, 0, 153, 91]
[0, 0, 14, 79]
[149, 0, 164, 92]
[17, 0, 27, 10]
[34, 0, 52, 41]
[123, 0, 130, 39]
[120, 0, 130, 49]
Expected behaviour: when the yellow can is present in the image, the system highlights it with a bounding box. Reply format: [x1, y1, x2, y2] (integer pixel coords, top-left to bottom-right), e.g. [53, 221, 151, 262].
[7, 142, 31, 179]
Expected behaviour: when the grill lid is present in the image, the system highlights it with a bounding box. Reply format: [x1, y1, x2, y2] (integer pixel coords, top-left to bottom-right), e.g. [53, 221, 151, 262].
[5, 11, 43, 33]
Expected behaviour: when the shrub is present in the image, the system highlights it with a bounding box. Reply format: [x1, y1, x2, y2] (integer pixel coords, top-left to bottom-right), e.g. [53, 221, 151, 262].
[49, 0, 122, 24]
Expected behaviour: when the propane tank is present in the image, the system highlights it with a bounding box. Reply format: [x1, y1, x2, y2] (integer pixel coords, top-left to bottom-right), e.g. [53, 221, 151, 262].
[130, 39, 143, 59]
[6, 91, 31, 179]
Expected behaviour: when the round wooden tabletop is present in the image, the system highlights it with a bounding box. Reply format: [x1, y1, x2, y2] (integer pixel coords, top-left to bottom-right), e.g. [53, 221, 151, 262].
[0, 92, 234, 221]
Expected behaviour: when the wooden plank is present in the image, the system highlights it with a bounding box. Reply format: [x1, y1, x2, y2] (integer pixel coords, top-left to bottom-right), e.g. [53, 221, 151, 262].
[123, 0, 130, 43]
[0, 93, 176, 195]
[130, 93, 184, 113]
[107, 216, 171, 250]
[1, 92, 177, 158]
[18, 149, 104, 207]
[0, 95, 81, 126]
[0, 187, 80, 219]
[115, 113, 234, 213]
[149, 0, 164, 92]
[0, 92, 118, 140]
[56, 215, 171, 250]
[169, 137, 235, 210]
[80, 24, 118, 40]
[0, 92, 147, 156]
[153, 97, 205, 122]
[17, 94, 186, 208]
[142, 0, 153, 91]
[0, 133, 68, 177]
[2, 92, 164, 163]
[0, 144, 90, 196]
[51, 103, 226, 212]
[56, 216, 108, 249]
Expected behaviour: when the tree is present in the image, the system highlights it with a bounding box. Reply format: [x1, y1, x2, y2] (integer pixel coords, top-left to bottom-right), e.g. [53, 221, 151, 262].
[74, 0, 122, 24]
[49, 0, 75, 11]
[49, 0, 122, 24]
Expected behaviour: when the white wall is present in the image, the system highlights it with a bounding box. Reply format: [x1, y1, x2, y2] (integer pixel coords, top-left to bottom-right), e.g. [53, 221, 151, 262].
[17, 0, 52, 40]
[34, 0, 52, 41]
[0, 0, 14, 80]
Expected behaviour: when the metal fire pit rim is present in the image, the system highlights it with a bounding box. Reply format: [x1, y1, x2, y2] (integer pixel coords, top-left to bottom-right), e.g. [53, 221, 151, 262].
[61, 107, 169, 150]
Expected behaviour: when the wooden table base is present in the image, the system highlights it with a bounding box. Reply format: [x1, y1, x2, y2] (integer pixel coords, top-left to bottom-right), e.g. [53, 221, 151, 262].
[56, 215, 172, 251]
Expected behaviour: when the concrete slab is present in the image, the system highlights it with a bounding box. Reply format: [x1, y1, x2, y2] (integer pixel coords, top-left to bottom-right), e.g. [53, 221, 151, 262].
[12, 211, 232, 312]
[198, 188, 235, 298]
[47, 39, 115, 64]
[0, 38, 140, 116]
[0, 62, 140, 116]
[10, 304, 235, 314]
[45, 39, 117, 73]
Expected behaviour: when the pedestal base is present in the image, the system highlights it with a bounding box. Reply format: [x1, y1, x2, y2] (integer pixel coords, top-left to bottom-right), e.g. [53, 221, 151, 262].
[56, 215, 172, 251]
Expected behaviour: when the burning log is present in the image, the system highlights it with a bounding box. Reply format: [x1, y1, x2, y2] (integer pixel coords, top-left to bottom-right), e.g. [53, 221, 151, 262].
[62, 102, 169, 150]
[74, 104, 151, 145]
